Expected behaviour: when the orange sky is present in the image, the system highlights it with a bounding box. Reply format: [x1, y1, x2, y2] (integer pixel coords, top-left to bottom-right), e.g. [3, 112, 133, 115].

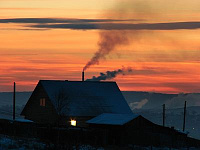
[0, 0, 200, 93]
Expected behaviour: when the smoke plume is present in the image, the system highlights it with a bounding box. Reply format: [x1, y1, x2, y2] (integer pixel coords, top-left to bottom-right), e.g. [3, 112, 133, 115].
[129, 99, 149, 110]
[166, 93, 200, 108]
[86, 67, 132, 81]
[83, 30, 129, 71]
[83, 0, 157, 71]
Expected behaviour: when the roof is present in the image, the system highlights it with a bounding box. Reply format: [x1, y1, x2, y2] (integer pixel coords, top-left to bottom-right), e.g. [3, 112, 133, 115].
[40, 80, 132, 116]
[86, 113, 139, 125]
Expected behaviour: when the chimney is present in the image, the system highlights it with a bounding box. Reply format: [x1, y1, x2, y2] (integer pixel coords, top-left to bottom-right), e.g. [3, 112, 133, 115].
[82, 70, 84, 81]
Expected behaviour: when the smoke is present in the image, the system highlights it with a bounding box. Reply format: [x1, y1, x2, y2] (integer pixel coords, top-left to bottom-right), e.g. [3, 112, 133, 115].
[83, 0, 158, 71]
[83, 30, 129, 71]
[129, 99, 148, 110]
[86, 67, 132, 81]
[83, 0, 147, 71]
[166, 93, 200, 109]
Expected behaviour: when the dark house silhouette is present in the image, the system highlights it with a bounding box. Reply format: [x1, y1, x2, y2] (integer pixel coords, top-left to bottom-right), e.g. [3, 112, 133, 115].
[21, 80, 132, 126]
[20, 80, 200, 148]
[87, 113, 190, 147]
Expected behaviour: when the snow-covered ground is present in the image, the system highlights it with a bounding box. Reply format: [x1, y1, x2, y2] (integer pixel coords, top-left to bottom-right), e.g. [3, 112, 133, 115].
[0, 134, 46, 150]
[73, 145, 104, 150]
[0, 134, 199, 150]
[0, 134, 105, 150]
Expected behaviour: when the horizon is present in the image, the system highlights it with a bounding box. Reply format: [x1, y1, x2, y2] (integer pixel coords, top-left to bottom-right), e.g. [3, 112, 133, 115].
[0, 81, 198, 95]
[1, 0, 200, 94]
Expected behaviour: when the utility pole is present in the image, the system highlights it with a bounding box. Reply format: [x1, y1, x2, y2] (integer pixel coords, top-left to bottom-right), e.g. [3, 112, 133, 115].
[183, 101, 187, 132]
[13, 82, 16, 121]
[163, 104, 165, 127]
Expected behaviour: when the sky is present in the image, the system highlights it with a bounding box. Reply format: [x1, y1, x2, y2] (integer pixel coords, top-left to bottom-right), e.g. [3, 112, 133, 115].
[0, 0, 200, 93]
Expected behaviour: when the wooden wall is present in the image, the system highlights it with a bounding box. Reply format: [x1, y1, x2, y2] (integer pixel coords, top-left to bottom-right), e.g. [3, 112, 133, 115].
[21, 82, 58, 125]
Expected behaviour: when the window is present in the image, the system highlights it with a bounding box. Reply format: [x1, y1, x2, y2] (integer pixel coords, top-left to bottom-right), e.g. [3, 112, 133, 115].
[70, 120, 76, 126]
[40, 98, 46, 106]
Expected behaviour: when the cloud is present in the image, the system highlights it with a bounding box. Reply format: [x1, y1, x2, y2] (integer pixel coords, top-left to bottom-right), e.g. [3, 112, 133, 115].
[129, 99, 148, 110]
[30, 21, 200, 30]
[128, 67, 182, 75]
[163, 82, 200, 93]
[166, 93, 200, 108]
[0, 18, 138, 24]
[1, 18, 200, 31]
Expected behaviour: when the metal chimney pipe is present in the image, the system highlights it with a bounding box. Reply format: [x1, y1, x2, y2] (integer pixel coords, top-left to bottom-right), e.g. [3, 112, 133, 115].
[82, 71, 84, 81]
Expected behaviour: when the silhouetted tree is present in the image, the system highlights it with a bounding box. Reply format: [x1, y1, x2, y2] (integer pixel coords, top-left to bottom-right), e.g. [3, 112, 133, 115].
[54, 88, 70, 120]
[53, 88, 70, 147]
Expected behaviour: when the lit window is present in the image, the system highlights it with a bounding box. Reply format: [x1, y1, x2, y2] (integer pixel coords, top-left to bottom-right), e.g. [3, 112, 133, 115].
[71, 120, 76, 126]
[40, 98, 46, 106]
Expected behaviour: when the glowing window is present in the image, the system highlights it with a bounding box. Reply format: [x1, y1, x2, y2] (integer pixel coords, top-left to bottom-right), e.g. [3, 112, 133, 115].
[71, 120, 76, 126]
[40, 98, 46, 106]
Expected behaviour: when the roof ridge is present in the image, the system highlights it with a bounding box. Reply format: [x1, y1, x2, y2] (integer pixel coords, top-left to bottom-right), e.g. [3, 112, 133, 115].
[40, 80, 116, 83]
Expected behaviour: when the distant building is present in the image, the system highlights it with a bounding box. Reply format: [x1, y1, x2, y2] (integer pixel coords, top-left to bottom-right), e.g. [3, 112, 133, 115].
[21, 80, 132, 126]
[87, 113, 189, 147]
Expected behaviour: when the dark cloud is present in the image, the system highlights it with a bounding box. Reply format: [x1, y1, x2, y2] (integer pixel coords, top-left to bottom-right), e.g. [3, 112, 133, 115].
[31, 23, 98, 30]
[0, 18, 138, 24]
[30, 22, 200, 30]
[1, 18, 200, 31]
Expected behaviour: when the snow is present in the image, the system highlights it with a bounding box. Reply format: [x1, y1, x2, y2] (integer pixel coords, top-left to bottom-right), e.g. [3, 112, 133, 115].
[73, 145, 104, 150]
[15, 119, 33, 123]
[0, 134, 46, 150]
[87, 113, 139, 125]
[0, 116, 33, 124]
[0, 134, 199, 150]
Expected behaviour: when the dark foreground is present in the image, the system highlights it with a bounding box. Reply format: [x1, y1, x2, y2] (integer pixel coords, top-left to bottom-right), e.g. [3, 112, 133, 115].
[0, 119, 200, 149]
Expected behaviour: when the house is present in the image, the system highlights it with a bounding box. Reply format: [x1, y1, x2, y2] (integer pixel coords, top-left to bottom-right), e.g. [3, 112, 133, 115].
[21, 80, 132, 126]
[86, 113, 190, 147]
[19, 80, 200, 148]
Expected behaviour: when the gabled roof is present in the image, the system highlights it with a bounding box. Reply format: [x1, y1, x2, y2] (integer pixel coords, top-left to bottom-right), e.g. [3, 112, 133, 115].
[86, 113, 139, 125]
[40, 80, 132, 116]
